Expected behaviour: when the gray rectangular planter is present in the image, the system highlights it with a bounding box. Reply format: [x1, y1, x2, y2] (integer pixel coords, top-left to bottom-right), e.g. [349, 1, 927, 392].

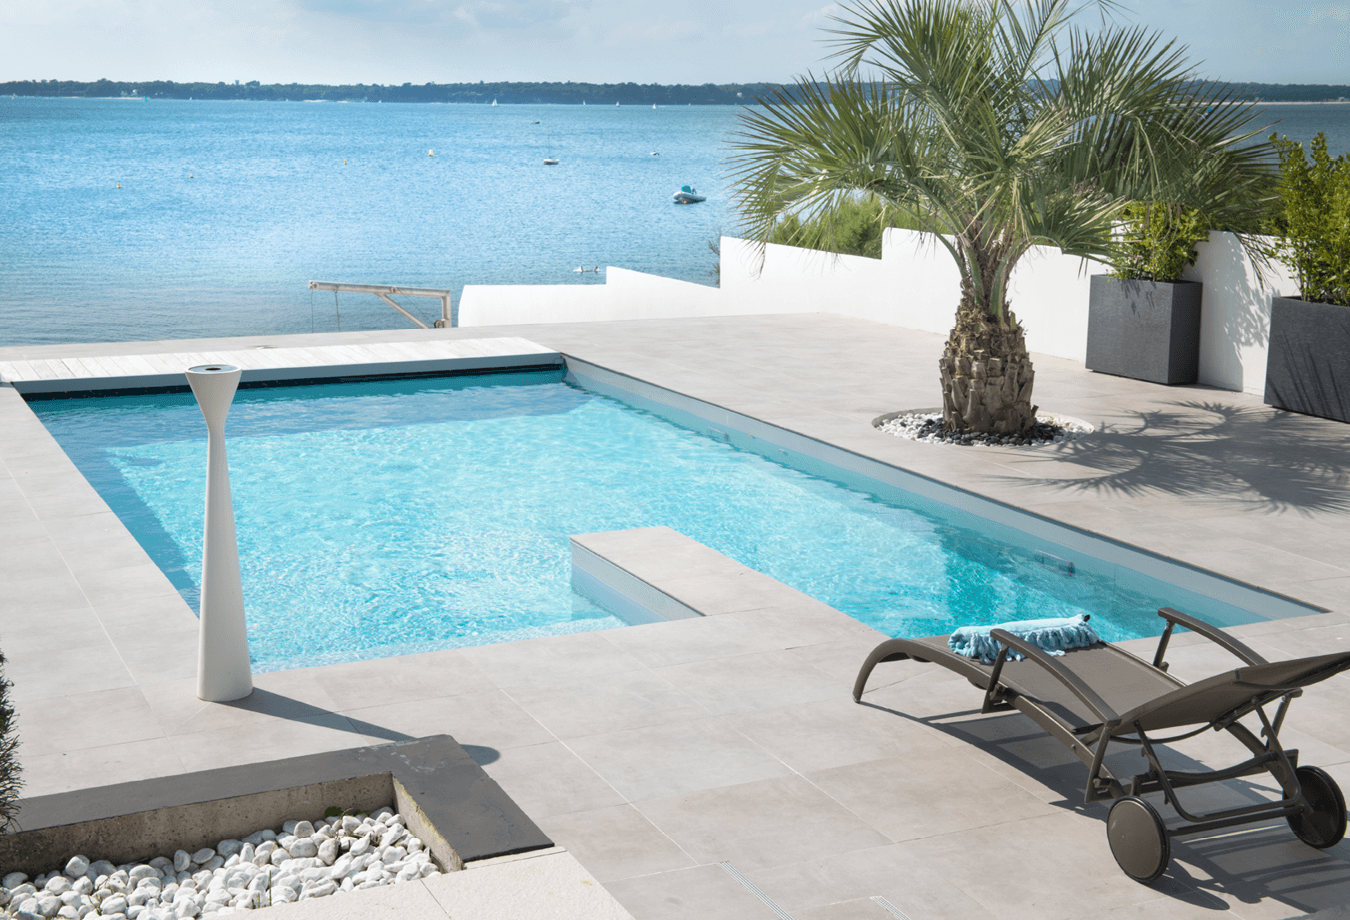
[1086, 276, 1202, 385]
[1264, 296, 1350, 423]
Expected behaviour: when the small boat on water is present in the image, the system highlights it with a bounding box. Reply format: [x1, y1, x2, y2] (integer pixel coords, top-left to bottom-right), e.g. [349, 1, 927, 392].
[543, 158, 559, 166]
[673, 185, 706, 204]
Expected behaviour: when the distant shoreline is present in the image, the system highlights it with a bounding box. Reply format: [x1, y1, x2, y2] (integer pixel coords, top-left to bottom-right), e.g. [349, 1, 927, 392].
[5, 79, 1350, 107]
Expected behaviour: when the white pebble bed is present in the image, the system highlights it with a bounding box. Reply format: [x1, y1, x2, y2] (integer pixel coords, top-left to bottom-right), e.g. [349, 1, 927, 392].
[0, 807, 441, 920]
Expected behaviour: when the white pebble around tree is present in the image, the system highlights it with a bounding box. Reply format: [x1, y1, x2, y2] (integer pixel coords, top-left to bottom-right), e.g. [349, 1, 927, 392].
[0, 807, 442, 920]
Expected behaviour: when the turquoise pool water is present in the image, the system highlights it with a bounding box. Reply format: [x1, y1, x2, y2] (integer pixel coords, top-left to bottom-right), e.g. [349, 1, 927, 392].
[35, 370, 1218, 671]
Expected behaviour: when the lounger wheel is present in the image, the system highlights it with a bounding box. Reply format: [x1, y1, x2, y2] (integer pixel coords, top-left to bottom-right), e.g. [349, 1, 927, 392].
[1288, 766, 1348, 849]
[1107, 796, 1171, 882]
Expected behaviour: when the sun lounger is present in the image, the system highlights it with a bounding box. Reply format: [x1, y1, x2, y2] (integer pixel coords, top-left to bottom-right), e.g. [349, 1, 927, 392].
[852, 607, 1350, 881]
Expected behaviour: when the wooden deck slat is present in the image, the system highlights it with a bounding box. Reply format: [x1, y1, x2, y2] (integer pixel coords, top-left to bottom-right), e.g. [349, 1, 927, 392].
[270, 348, 329, 368]
[0, 360, 38, 382]
[32, 359, 67, 380]
[3, 338, 558, 389]
[360, 343, 419, 364]
[135, 352, 183, 376]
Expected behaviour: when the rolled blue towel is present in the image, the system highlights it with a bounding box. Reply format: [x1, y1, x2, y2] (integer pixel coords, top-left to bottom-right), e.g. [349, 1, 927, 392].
[949, 614, 1101, 665]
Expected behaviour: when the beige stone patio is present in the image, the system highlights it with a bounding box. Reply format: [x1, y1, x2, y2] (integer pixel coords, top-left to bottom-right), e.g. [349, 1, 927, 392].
[1, 314, 1348, 919]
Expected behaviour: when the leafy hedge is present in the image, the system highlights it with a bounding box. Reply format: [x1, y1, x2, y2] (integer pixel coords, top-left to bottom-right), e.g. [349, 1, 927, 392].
[768, 196, 923, 259]
[1108, 203, 1209, 282]
[0, 650, 20, 831]
[1269, 132, 1350, 306]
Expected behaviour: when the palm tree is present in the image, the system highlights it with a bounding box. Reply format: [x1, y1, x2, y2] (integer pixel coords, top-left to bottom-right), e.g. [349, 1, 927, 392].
[732, 0, 1276, 434]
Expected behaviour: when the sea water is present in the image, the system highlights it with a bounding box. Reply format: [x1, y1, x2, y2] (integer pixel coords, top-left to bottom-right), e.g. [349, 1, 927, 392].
[2, 97, 1347, 347]
[0, 98, 734, 345]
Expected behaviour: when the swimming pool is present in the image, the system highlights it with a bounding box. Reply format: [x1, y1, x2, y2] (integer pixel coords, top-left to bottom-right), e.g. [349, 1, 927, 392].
[31, 368, 1278, 671]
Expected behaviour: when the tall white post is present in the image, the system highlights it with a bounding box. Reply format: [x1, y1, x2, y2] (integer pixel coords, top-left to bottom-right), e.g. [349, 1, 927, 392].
[187, 364, 254, 702]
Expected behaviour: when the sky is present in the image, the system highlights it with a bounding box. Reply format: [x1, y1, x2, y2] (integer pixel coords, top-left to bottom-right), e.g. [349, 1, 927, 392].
[1, 0, 1347, 86]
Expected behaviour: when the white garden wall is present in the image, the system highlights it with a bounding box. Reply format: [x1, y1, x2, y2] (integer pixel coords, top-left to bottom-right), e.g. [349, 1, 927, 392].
[458, 229, 1297, 396]
[1182, 234, 1297, 394]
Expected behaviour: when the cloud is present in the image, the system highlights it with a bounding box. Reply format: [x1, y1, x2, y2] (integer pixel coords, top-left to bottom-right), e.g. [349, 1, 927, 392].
[295, 0, 580, 29]
[601, 17, 703, 46]
[1307, 2, 1349, 23]
[797, 3, 839, 28]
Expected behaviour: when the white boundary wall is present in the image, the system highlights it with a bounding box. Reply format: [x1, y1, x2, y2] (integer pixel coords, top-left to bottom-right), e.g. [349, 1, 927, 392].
[458, 229, 1297, 395]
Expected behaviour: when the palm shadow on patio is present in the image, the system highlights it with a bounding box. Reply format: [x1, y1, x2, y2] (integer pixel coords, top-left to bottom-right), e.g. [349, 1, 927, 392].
[1000, 399, 1350, 515]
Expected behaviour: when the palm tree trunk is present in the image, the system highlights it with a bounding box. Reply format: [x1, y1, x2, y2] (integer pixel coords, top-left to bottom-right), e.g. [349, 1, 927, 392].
[938, 283, 1037, 434]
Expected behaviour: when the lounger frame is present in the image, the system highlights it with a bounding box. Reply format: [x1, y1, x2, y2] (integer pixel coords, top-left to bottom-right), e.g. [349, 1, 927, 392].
[853, 607, 1346, 842]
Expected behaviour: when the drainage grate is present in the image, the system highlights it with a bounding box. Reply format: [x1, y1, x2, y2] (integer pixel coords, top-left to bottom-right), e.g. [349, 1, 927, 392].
[871, 895, 914, 919]
[718, 862, 795, 919]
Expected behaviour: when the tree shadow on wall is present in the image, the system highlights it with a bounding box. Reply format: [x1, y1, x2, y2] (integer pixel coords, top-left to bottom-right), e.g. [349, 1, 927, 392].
[1010, 400, 1350, 515]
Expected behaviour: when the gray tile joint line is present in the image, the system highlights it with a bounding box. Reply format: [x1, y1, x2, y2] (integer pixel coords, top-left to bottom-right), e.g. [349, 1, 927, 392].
[718, 862, 796, 920]
[871, 895, 914, 919]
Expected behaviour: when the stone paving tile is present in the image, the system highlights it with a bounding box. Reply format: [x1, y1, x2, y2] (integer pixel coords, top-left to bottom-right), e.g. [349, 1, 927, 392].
[1069, 898, 1268, 920]
[20, 737, 188, 798]
[246, 877, 452, 920]
[535, 804, 697, 882]
[784, 634, 892, 685]
[721, 695, 954, 775]
[652, 648, 842, 716]
[1166, 827, 1350, 920]
[460, 629, 646, 690]
[477, 740, 627, 820]
[793, 899, 899, 920]
[53, 534, 155, 574]
[635, 774, 893, 872]
[16, 686, 162, 756]
[806, 745, 1062, 842]
[166, 711, 384, 774]
[564, 715, 792, 802]
[744, 841, 997, 920]
[603, 864, 784, 920]
[573, 527, 744, 582]
[70, 560, 181, 608]
[506, 668, 710, 740]
[909, 811, 1183, 920]
[307, 647, 494, 711]
[647, 569, 782, 617]
[0, 532, 70, 582]
[1, 570, 91, 616]
[338, 688, 555, 757]
[598, 613, 785, 668]
[6, 639, 137, 703]
[419, 851, 636, 920]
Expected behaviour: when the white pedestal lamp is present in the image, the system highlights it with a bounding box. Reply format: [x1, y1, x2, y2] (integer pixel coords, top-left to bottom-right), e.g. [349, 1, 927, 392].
[187, 364, 254, 702]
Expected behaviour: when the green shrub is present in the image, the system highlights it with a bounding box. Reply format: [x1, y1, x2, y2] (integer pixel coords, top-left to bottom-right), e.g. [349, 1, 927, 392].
[0, 650, 21, 831]
[1107, 202, 1209, 282]
[1268, 132, 1350, 306]
[768, 196, 923, 259]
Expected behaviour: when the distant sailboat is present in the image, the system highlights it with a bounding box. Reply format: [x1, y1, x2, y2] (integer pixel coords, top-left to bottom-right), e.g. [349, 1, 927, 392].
[491, 99, 498, 106]
[653, 104, 657, 110]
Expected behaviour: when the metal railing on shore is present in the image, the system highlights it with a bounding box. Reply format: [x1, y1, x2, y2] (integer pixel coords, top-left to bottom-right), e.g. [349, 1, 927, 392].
[308, 281, 453, 329]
